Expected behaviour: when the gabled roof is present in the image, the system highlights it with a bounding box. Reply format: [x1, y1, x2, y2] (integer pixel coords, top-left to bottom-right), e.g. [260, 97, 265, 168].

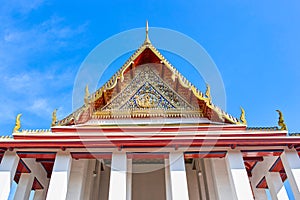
[57, 25, 240, 126]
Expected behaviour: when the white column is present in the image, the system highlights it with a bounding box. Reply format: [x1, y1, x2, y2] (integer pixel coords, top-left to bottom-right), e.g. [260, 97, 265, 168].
[13, 173, 34, 200]
[265, 172, 289, 200]
[91, 160, 101, 199]
[251, 156, 279, 200]
[164, 158, 172, 200]
[108, 152, 127, 200]
[126, 158, 132, 200]
[23, 158, 50, 200]
[211, 158, 234, 200]
[281, 149, 300, 199]
[185, 162, 200, 200]
[225, 150, 254, 200]
[66, 159, 89, 200]
[82, 159, 96, 199]
[203, 159, 217, 200]
[46, 151, 72, 200]
[168, 152, 189, 200]
[0, 151, 20, 200]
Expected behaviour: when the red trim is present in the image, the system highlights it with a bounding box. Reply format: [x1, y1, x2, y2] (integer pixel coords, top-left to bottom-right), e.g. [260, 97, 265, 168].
[243, 157, 264, 162]
[18, 152, 56, 159]
[127, 153, 168, 159]
[184, 152, 226, 159]
[32, 177, 43, 190]
[256, 177, 268, 189]
[2, 137, 300, 149]
[11, 151, 285, 160]
[51, 125, 248, 133]
[13, 132, 287, 141]
[71, 152, 112, 159]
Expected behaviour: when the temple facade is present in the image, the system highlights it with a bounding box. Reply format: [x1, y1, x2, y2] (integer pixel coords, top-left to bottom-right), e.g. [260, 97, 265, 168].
[1, 25, 300, 200]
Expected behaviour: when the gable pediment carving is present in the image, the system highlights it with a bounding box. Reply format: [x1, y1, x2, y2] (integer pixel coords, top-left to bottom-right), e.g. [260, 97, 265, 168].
[100, 66, 195, 112]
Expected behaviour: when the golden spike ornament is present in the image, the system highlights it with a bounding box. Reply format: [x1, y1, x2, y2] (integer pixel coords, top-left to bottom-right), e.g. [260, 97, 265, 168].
[13, 113, 22, 133]
[240, 107, 247, 125]
[51, 109, 57, 127]
[205, 83, 212, 104]
[276, 110, 287, 130]
[84, 84, 90, 105]
[144, 20, 151, 44]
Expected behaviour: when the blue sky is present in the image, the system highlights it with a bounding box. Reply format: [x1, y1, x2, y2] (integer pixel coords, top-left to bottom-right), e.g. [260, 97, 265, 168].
[0, 0, 299, 133]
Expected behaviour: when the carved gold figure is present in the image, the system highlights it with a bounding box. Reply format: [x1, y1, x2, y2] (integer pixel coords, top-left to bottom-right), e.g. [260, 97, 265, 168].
[13, 113, 22, 133]
[51, 109, 57, 127]
[240, 107, 247, 125]
[136, 93, 157, 108]
[276, 110, 287, 130]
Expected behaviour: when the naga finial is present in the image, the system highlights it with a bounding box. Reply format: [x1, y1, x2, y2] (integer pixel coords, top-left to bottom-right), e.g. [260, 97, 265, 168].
[276, 110, 287, 130]
[51, 109, 57, 127]
[84, 84, 90, 105]
[13, 113, 22, 133]
[144, 20, 151, 44]
[205, 83, 211, 104]
[240, 107, 247, 125]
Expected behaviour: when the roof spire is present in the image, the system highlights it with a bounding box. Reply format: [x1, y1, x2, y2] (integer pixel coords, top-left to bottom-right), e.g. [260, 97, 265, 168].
[144, 20, 151, 44]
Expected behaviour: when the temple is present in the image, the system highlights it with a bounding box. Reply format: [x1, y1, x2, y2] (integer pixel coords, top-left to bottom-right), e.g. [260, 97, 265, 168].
[1, 23, 300, 200]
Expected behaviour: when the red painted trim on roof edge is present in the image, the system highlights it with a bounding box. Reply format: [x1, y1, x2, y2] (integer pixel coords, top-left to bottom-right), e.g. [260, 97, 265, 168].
[51, 125, 247, 133]
[13, 132, 287, 140]
[1, 137, 300, 149]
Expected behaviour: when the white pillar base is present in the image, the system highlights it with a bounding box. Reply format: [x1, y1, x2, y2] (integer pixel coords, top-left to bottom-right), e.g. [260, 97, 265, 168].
[0, 151, 20, 200]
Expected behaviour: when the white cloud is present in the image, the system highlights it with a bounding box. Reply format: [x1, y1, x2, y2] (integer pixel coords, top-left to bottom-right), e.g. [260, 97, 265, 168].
[0, 1, 89, 134]
[27, 98, 52, 117]
[0, 0, 45, 15]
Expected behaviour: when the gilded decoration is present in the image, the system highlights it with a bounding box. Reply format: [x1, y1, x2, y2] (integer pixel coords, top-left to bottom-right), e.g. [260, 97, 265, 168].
[239, 107, 247, 125]
[13, 113, 22, 133]
[51, 109, 57, 127]
[124, 82, 174, 109]
[99, 66, 195, 114]
[276, 110, 287, 131]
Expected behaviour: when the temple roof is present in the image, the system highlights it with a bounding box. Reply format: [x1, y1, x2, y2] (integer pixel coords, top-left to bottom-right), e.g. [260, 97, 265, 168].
[57, 25, 241, 127]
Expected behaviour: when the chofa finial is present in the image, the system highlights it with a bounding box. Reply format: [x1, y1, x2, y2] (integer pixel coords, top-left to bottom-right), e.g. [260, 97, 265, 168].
[240, 107, 247, 125]
[84, 84, 90, 106]
[13, 113, 22, 133]
[276, 110, 287, 130]
[205, 83, 212, 104]
[51, 109, 57, 127]
[144, 20, 151, 44]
